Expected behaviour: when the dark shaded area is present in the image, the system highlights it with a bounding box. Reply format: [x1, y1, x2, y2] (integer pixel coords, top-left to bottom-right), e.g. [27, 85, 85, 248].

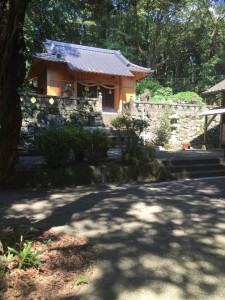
[0, 0, 30, 185]
[191, 124, 220, 149]
[0, 178, 225, 299]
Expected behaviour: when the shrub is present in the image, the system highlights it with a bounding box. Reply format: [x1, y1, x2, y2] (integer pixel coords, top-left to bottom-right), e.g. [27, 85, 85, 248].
[65, 127, 91, 162]
[38, 128, 72, 167]
[37, 127, 112, 166]
[136, 78, 162, 97]
[89, 130, 112, 163]
[111, 115, 149, 162]
[169, 91, 204, 104]
[154, 112, 172, 146]
[151, 87, 173, 102]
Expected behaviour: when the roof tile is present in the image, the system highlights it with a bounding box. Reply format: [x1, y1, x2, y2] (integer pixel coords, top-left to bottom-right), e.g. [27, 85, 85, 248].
[35, 39, 152, 77]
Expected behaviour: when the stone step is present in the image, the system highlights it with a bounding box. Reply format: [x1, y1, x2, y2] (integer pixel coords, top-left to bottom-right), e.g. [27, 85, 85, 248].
[162, 158, 221, 166]
[162, 158, 225, 180]
[102, 113, 118, 126]
[171, 169, 225, 180]
[166, 163, 225, 173]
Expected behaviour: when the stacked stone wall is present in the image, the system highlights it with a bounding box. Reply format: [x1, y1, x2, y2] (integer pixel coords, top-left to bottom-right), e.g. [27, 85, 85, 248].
[19, 96, 221, 151]
[126, 102, 220, 149]
[19, 95, 103, 150]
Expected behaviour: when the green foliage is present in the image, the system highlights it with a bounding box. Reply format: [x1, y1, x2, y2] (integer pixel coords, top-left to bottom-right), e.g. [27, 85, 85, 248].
[89, 130, 112, 163]
[75, 276, 89, 285]
[7, 235, 44, 269]
[24, 0, 225, 96]
[137, 79, 204, 104]
[154, 112, 172, 146]
[151, 87, 173, 102]
[168, 92, 204, 104]
[38, 127, 111, 167]
[111, 115, 149, 162]
[136, 78, 162, 97]
[42, 239, 52, 246]
[65, 127, 92, 162]
[37, 128, 72, 167]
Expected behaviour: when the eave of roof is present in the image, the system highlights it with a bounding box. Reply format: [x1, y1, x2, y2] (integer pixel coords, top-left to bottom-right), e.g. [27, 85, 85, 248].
[202, 79, 225, 95]
[33, 39, 153, 78]
[198, 107, 225, 116]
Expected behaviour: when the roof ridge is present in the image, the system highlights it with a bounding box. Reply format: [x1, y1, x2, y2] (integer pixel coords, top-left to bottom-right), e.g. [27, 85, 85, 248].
[45, 39, 116, 54]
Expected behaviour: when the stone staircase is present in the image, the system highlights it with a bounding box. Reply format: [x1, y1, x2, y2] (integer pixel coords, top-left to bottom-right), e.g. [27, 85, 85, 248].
[162, 158, 225, 180]
[102, 110, 119, 126]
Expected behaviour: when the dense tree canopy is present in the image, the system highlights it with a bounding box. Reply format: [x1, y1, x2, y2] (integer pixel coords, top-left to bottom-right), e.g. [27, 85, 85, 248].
[1, 0, 225, 185]
[24, 0, 225, 94]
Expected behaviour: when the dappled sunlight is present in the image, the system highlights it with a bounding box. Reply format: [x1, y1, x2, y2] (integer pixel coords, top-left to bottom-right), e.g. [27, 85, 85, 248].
[1, 178, 225, 299]
[127, 203, 163, 222]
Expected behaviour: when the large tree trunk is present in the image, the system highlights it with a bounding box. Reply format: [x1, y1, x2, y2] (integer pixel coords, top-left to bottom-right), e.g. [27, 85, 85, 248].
[0, 0, 29, 186]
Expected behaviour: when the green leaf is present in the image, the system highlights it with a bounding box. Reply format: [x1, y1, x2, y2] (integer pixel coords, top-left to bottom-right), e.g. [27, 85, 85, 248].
[7, 247, 21, 258]
[76, 276, 89, 285]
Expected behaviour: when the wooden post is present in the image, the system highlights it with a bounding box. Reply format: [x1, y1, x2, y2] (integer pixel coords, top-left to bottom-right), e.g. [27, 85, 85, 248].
[204, 115, 207, 146]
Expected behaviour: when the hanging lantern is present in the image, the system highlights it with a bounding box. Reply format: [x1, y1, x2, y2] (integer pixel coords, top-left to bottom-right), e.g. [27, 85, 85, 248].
[20, 96, 24, 101]
[109, 89, 112, 94]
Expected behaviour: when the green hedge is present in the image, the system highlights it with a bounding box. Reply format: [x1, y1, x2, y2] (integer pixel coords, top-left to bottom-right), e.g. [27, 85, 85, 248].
[37, 127, 112, 167]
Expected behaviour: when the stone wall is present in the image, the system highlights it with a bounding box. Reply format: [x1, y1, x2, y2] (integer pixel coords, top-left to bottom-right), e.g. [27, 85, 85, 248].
[19, 94, 221, 151]
[19, 94, 103, 150]
[124, 101, 220, 149]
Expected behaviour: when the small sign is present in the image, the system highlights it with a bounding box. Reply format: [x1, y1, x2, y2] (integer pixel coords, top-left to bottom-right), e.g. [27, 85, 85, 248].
[30, 97, 36, 103]
[49, 98, 55, 105]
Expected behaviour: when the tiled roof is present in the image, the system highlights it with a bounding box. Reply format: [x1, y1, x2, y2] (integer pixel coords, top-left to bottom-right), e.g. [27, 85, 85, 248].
[203, 79, 225, 95]
[35, 39, 152, 77]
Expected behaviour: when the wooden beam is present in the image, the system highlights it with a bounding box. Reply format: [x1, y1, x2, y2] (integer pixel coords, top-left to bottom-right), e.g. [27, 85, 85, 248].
[206, 114, 217, 128]
[204, 114, 217, 146]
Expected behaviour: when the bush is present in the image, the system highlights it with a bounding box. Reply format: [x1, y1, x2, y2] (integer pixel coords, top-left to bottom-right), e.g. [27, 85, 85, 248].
[151, 87, 173, 102]
[65, 127, 91, 162]
[154, 112, 172, 146]
[137, 79, 205, 104]
[37, 127, 112, 167]
[38, 128, 72, 167]
[169, 91, 204, 104]
[111, 115, 149, 162]
[89, 130, 112, 163]
[136, 78, 162, 97]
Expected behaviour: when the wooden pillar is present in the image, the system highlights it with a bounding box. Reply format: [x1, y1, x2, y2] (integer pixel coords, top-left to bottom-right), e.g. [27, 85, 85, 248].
[73, 81, 77, 97]
[204, 115, 207, 146]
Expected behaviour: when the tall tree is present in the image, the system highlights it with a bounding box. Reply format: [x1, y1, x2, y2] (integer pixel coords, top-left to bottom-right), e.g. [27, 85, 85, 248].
[0, 0, 29, 185]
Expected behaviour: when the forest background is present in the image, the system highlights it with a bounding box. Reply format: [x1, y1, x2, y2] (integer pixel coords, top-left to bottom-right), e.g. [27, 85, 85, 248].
[24, 0, 225, 104]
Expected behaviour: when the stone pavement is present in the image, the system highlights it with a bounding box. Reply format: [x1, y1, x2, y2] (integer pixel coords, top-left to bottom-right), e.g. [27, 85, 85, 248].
[1, 178, 225, 299]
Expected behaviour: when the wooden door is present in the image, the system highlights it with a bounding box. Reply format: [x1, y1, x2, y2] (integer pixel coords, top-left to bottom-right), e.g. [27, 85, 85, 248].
[100, 86, 114, 108]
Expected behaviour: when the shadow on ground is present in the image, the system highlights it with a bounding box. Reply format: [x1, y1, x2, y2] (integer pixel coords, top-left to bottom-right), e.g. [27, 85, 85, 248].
[1, 179, 225, 299]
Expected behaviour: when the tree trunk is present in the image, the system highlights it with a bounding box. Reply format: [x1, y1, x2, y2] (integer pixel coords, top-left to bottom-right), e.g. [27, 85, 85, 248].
[0, 0, 29, 186]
